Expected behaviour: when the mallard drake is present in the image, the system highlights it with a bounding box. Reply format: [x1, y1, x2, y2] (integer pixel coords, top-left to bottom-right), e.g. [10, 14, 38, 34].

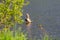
[25, 13, 32, 23]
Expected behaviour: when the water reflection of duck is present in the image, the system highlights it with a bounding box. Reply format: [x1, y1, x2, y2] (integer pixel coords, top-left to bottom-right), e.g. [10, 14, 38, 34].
[25, 13, 32, 23]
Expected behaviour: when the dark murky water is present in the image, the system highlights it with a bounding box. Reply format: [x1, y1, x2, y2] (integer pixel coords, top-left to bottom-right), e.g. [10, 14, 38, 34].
[22, 0, 60, 40]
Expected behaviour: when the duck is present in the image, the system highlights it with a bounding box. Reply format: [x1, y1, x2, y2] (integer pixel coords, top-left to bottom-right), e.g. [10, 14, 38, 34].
[25, 13, 32, 23]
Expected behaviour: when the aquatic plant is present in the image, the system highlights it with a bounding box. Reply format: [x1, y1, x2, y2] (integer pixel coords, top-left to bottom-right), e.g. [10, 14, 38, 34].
[42, 34, 53, 40]
[42, 35, 50, 40]
[0, 27, 27, 40]
[0, 0, 25, 27]
[31, 34, 53, 40]
[0, 0, 29, 40]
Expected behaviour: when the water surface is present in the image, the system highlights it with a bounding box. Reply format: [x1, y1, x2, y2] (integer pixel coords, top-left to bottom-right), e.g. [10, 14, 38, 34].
[22, 0, 60, 40]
